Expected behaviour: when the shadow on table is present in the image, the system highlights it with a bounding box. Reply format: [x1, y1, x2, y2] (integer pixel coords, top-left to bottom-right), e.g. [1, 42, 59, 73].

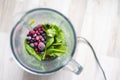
[22, 70, 73, 80]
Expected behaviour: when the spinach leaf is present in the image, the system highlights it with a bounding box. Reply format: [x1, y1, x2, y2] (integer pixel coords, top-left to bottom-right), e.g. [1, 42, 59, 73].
[52, 43, 62, 46]
[55, 32, 64, 43]
[47, 49, 65, 53]
[46, 29, 56, 37]
[46, 37, 54, 48]
[50, 52, 64, 56]
[24, 39, 42, 61]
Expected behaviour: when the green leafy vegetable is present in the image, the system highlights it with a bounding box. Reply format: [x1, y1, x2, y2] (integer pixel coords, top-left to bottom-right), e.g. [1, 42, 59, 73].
[46, 29, 56, 37]
[29, 19, 35, 26]
[24, 39, 42, 61]
[46, 37, 54, 48]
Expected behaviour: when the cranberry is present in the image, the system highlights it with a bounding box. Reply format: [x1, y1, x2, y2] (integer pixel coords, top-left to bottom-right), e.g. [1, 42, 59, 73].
[31, 38, 35, 41]
[34, 42, 38, 47]
[35, 48, 38, 52]
[39, 31, 43, 34]
[39, 35, 43, 39]
[37, 24, 42, 28]
[29, 30, 35, 35]
[33, 27, 38, 31]
[35, 31, 39, 34]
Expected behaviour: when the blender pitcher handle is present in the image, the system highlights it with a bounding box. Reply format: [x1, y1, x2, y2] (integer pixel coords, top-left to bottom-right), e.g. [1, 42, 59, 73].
[64, 36, 87, 75]
[65, 59, 83, 75]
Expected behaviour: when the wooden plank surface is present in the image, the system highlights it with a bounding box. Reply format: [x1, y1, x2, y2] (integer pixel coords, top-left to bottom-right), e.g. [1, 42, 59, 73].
[0, 0, 120, 80]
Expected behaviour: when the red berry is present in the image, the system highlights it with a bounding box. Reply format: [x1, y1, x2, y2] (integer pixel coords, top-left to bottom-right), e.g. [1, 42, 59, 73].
[29, 30, 35, 35]
[37, 24, 42, 28]
[36, 36, 40, 40]
[39, 35, 42, 39]
[39, 31, 43, 33]
[35, 31, 39, 34]
[32, 38, 35, 41]
[34, 42, 38, 47]
[35, 48, 38, 51]
[40, 28, 44, 31]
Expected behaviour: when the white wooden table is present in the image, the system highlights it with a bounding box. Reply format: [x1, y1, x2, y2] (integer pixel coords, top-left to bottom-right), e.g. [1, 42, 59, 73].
[0, 0, 120, 80]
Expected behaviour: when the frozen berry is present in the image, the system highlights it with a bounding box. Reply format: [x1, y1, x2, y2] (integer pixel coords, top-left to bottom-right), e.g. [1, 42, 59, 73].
[36, 36, 40, 40]
[33, 27, 38, 31]
[41, 38, 45, 42]
[31, 38, 35, 41]
[38, 42, 45, 51]
[29, 30, 35, 35]
[35, 48, 38, 52]
[41, 51, 44, 54]
[35, 31, 39, 34]
[30, 43, 34, 47]
[39, 35, 43, 39]
[39, 31, 43, 34]
[26, 36, 31, 40]
[30, 40, 34, 43]
[34, 42, 38, 47]
[37, 24, 42, 28]
[33, 34, 37, 37]
[42, 33, 46, 36]
[43, 41, 46, 44]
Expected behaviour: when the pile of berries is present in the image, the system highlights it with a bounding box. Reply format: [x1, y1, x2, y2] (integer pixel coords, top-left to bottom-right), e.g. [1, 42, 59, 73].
[26, 24, 46, 54]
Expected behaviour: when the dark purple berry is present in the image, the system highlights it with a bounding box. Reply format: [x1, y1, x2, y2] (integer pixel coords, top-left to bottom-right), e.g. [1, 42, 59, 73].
[39, 31, 43, 34]
[31, 38, 35, 41]
[41, 51, 44, 54]
[30, 43, 34, 47]
[26, 36, 31, 40]
[41, 38, 45, 42]
[30, 40, 34, 43]
[33, 34, 37, 37]
[27, 34, 30, 36]
[37, 24, 42, 28]
[35, 48, 38, 52]
[43, 41, 46, 44]
[33, 27, 38, 31]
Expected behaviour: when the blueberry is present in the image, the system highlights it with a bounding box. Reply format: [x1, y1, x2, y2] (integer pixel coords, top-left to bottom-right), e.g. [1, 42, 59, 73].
[30, 43, 34, 47]
[41, 38, 45, 42]
[27, 34, 30, 36]
[26, 36, 31, 40]
[43, 36, 46, 40]
[33, 34, 37, 37]
[43, 41, 46, 44]
[33, 27, 37, 31]
[41, 51, 44, 54]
